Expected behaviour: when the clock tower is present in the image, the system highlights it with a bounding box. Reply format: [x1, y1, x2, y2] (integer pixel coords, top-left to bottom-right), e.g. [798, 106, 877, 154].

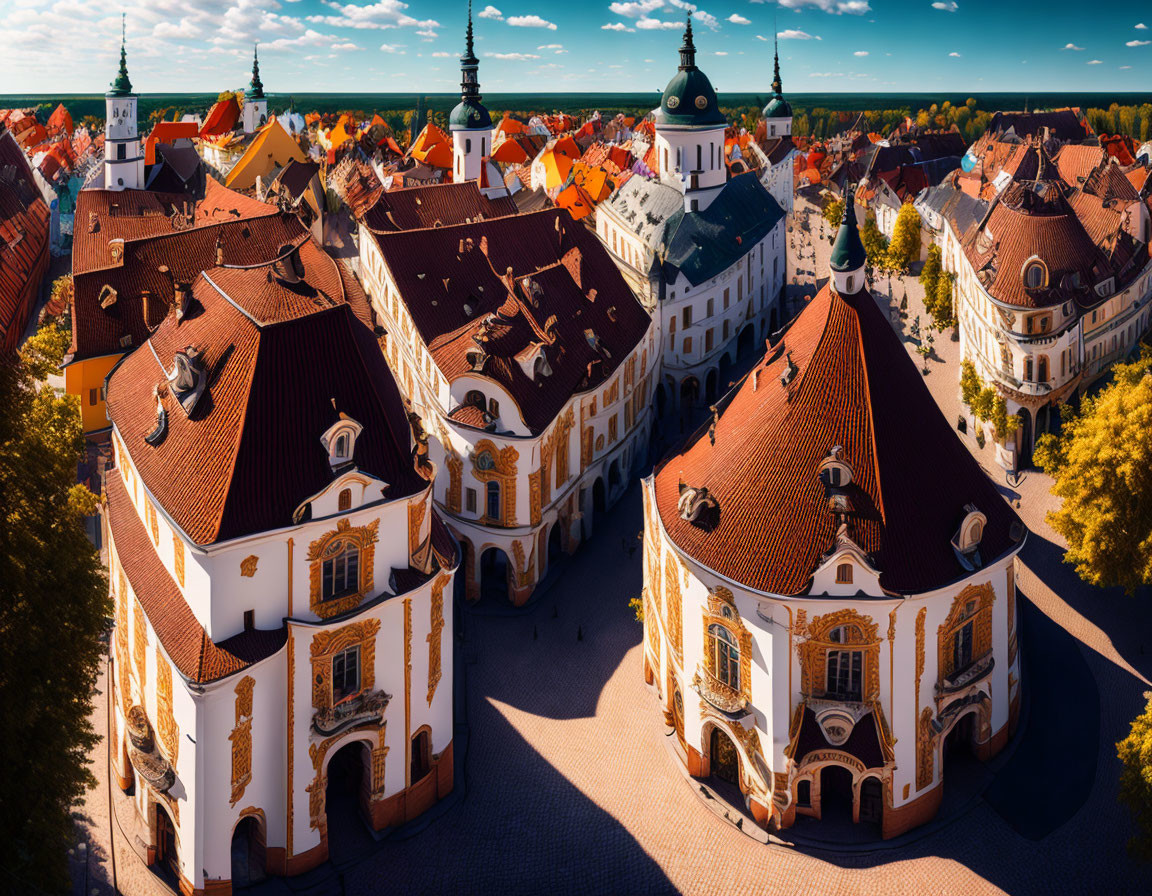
[104, 15, 143, 192]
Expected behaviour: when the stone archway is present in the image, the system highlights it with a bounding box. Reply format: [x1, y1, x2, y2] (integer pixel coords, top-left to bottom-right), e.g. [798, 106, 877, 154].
[230, 813, 267, 887]
[323, 739, 373, 864]
[479, 547, 511, 603]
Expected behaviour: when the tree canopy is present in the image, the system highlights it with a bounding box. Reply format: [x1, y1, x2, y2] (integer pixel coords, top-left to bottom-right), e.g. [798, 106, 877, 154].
[1118, 691, 1152, 862]
[887, 203, 921, 273]
[0, 325, 109, 893]
[1034, 349, 1152, 594]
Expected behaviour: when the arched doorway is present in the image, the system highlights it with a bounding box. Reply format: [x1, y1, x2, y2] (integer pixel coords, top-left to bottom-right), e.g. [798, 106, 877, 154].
[705, 368, 718, 403]
[324, 741, 373, 863]
[859, 776, 883, 830]
[152, 803, 179, 886]
[679, 377, 699, 412]
[944, 711, 977, 764]
[819, 765, 854, 824]
[410, 728, 432, 784]
[592, 477, 606, 526]
[709, 727, 740, 785]
[608, 460, 621, 494]
[737, 324, 755, 359]
[1017, 408, 1033, 468]
[548, 522, 563, 568]
[230, 815, 266, 887]
[479, 547, 510, 602]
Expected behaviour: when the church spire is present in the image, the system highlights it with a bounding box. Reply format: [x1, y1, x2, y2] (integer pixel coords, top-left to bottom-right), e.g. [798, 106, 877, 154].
[772, 25, 783, 97]
[678, 11, 697, 71]
[246, 43, 265, 99]
[108, 13, 133, 97]
[460, 1, 481, 102]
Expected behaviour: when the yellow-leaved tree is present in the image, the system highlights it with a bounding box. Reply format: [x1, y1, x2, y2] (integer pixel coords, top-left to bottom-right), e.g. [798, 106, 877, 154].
[1118, 691, 1152, 861]
[1034, 348, 1152, 594]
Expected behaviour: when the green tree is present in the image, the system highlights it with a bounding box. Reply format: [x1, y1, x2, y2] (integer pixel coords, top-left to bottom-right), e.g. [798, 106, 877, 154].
[1118, 691, 1152, 862]
[1035, 348, 1152, 593]
[920, 243, 942, 304]
[960, 359, 982, 406]
[860, 213, 891, 276]
[931, 271, 957, 330]
[0, 330, 109, 892]
[821, 197, 844, 230]
[887, 203, 922, 273]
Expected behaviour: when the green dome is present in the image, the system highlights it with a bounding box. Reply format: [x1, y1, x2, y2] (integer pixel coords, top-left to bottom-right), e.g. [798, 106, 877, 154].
[449, 100, 492, 131]
[830, 198, 867, 273]
[653, 16, 727, 129]
[763, 96, 792, 119]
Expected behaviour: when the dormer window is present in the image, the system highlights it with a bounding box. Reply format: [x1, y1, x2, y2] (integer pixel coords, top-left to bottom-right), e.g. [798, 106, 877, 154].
[952, 504, 987, 570]
[465, 390, 485, 410]
[835, 563, 853, 585]
[677, 483, 719, 528]
[321, 414, 364, 472]
[1022, 257, 1047, 290]
[338, 488, 352, 511]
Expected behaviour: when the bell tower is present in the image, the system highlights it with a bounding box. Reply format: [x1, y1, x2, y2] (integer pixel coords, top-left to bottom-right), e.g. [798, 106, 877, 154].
[104, 14, 143, 192]
[242, 45, 268, 135]
[449, 2, 492, 184]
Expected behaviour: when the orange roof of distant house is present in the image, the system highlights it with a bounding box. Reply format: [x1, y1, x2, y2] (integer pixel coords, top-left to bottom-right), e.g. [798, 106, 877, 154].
[496, 115, 525, 136]
[556, 182, 594, 220]
[492, 138, 529, 165]
[409, 123, 453, 170]
[14, 122, 47, 149]
[200, 98, 240, 137]
[46, 103, 73, 136]
[145, 120, 200, 165]
[1099, 133, 1136, 167]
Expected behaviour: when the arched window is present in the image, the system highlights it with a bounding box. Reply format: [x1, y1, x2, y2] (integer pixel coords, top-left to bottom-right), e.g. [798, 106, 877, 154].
[338, 488, 352, 511]
[797, 779, 811, 807]
[486, 480, 501, 520]
[335, 434, 349, 459]
[411, 729, 431, 782]
[826, 646, 863, 701]
[708, 624, 740, 690]
[1024, 262, 1045, 289]
[322, 542, 360, 600]
[846, 275, 855, 293]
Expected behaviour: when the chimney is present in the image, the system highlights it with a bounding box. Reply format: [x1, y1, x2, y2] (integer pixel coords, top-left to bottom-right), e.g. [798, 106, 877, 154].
[174, 282, 191, 321]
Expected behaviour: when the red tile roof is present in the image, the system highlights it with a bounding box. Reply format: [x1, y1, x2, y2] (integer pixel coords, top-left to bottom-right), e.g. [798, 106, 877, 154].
[361, 180, 516, 233]
[654, 283, 1022, 596]
[0, 129, 50, 354]
[199, 98, 240, 138]
[370, 207, 651, 435]
[105, 248, 420, 546]
[1055, 144, 1104, 187]
[105, 475, 287, 683]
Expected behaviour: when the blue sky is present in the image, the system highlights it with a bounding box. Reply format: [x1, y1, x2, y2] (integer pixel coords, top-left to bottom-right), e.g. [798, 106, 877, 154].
[0, 0, 1148, 95]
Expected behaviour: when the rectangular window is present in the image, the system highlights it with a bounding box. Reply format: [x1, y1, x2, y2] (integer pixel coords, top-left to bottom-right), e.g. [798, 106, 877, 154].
[723, 288, 729, 310]
[953, 621, 974, 674]
[322, 545, 360, 600]
[683, 336, 693, 354]
[332, 646, 361, 704]
[486, 481, 501, 520]
[683, 307, 692, 328]
[706, 298, 714, 317]
[466, 488, 477, 513]
[243, 609, 254, 631]
[826, 650, 863, 701]
[89, 388, 98, 406]
[723, 320, 729, 340]
[705, 328, 714, 352]
[609, 415, 618, 443]
[669, 315, 676, 334]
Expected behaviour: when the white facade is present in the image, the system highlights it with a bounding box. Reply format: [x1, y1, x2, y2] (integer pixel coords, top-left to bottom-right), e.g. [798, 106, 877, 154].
[640, 479, 1023, 837]
[451, 126, 489, 184]
[104, 93, 143, 191]
[107, 426, 457, 891]
[655, 122, 728, 212]
[242, 98, 268, 135]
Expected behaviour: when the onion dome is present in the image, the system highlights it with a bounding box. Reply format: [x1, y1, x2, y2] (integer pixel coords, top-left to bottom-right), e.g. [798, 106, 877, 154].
[107, 15, 133, 97]
[449, 2, 493, 131]
[762, 35, 792, 119]
[245, 45, 265, 100]
[830, 194, 867, 273]
[654, 14, 726, 128]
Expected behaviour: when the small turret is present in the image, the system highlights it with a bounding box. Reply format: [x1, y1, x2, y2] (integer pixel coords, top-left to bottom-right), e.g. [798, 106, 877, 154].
[449, 1, 493, 184]
[242, 44, 269, 134]
[830, 192, 867, 295]
[762, 31, 793, 132]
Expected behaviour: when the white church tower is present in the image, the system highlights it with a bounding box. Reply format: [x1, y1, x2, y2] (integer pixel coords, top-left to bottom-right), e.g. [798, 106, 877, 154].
[104, 15, 144, 192]
[241, 45, 268, 135]
[448, 2, 492, 185]
[653, 14, 729, 213]
[761, 34, 793, 139]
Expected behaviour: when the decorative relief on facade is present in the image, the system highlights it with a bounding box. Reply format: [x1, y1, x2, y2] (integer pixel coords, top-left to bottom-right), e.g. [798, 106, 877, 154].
[580, 427, 593, 472]
[230, 676, 255, 806]
[916, 706, 935, 790]
[148, 499, 159, 544]
[172, 534, 184, 587]
[427, 574, 447, 706]
[446, 453, 463, 514]
[240, 555, 259, 577]
[306, 518, 380, 619]
[697, 587, 753, 712]
[937, 581, 996, 684]
[471, 439, 519, 527]
[133, 598, 147, 690]
[798, 609, 880, 701]
[511, 539, 535, 587]
[310, 619, 381, 713]
[408, 500, 426, 561]
[914, 606, 928, 790]
[663, 550, 683, 664]
[529, 470, 542, 526]
[553, 407, 573, 487]
[115, 581, 131, 711]
[791, 608, 807, 638]
[1007, 567, 1018, 665]
[156, 649, 179, 768]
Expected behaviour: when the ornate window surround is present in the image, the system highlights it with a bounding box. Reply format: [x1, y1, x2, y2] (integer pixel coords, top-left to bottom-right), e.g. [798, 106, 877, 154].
[936, 581, 995, 686]
[307, 518, 380, 620]
[696, 586, 753, 713]
[798, 609, 881, 702]
[309, 619, 382, 714]
[470, 439, 518, 528]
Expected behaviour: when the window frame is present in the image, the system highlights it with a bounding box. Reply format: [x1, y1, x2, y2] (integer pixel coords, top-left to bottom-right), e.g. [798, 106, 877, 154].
[332, 645, 361, 705]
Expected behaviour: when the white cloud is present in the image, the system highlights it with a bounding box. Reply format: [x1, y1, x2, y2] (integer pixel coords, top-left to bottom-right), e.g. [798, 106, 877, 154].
[1061, 43, 1083, 50]
[853, 50, 868, 56]
[601, 22, 635, 31]
[727, 13, 750, 24]
[665, 1, 719, 29]
[948, 51, 961, 57]
[1087, 59, 1102, 64]
[307, 1, 439, 31]
[333, 41, 362, 50]
[636, 16, 681, 29]
[487, 51, 540, 60]
[431, 50, 453, 57]
[378, 42, 404, 52]
[478, 5, 503, 19]
[1120, 64, 1132, 69]
[507, 14, 557, 29]
[1137, 23, 1148, 29]
[153, 20, 203, 40]
[931, 1, 958, 10]
[714, 50, 727, 55]
[609, 0, 664, 15]
[777, 0, 870, 14]
[538, 43, 563, 49]
[1126, 39, 1150, 46]
[777, 29, 820, 40]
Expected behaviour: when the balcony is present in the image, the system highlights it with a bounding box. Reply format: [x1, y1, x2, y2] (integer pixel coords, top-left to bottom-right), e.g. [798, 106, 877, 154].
[936, 652, 994, 696]
[312, 689, 391, 737]
[692, 669, 746, 715]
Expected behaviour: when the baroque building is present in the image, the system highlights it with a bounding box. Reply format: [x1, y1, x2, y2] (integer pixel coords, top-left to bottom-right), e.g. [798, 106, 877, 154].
[359, 206, 657, 604]
[641, 201, 1025, 839]
[103, 242, 457, 893]
[597, 18, 787, 416]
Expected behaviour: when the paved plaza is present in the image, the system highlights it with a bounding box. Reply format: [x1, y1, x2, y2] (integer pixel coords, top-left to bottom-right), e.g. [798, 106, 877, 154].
[71, 197, 1152, 896]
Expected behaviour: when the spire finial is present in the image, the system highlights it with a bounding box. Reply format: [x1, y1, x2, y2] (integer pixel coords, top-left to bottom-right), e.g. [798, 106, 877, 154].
[466, 0, 475, 57]
[108, 12, 133, 96]
[246, 40, 265, 99]
[678, 10, 697, 71]
[772, 17, 783, 97]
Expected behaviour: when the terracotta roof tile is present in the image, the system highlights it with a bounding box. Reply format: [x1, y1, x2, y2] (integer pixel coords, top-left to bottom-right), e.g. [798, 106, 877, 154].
[0, 129, 50, 354]
[361, 180, 516, 233]
[654, 284, 1022, 595]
